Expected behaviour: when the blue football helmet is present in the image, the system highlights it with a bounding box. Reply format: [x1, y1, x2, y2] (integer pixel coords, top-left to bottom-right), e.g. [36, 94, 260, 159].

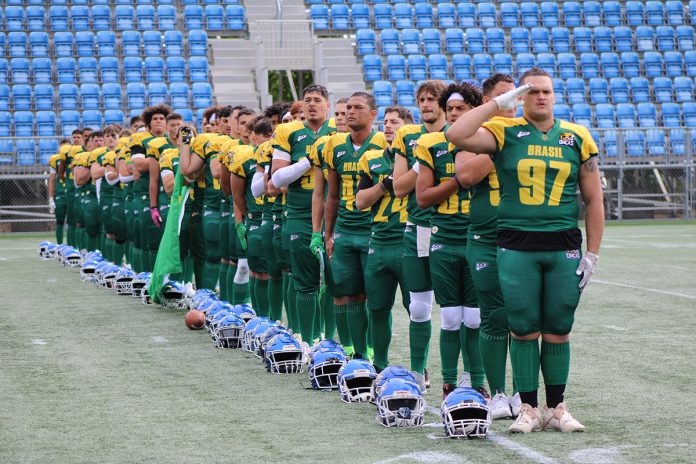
[376, 378, 425, 427]
[83, 250, 103, 262]
[264, 332, 305, 374]
[308, 346, 347, 390]
[114, 267, 136, 295]
[80, 259, 101, 282]
[231, 303, 256, 323]
[55, 244, 70, 260]
[241, 317, 271, 352]
[250, 320, 277, 356]
[216, 313, 246, 349]
[46, 243, 59, 259]
[338, 359, 378, 403]
[197, 295, 220, 314]
[205, 301, 234, 330]
[191, 289, 215, 309]
[209, 309, 231, 344]
[97, 264, 120, 288]
[314, 339, 346, 355]
[256, 324, 290, 359]
[440, 387, 491, 439]
[373, 366, 418, 399]
[132, 272, 152, 298]
[38, 241, 52, 259]
[160, 280, 187, 309]
[63, 248, 83, 268]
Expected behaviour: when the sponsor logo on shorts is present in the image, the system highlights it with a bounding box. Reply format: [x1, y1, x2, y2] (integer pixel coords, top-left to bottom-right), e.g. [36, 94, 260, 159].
[431, 243, 443, 252]
[273, 224, 280, 231]
[249, 225, 259, 231]
[290, 234, 299, 241]
[160, 205, 169, 210]
[516, 131, 531, 138]
[112, 202, 120, 206]
[475, 262, 489, 271]
[142, 207, 149, 212]
[566, 249, 581, 259]
[221, 211, 230, 217]
[473, 234, 481, 240]
[559, 132, 575, 147]
[368, 248, 375, 255]
[204, 210, 212, 216]
[333, 233, 342, 239]
[272, 214, 277, 221]
[261, 220, 268, 226]
[247, 213, 253, 219]
[102, 206, 108, 210]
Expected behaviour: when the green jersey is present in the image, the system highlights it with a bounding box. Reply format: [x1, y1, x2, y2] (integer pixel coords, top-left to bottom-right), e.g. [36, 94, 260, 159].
[468, 168, 500, 246]
[255, 140, 277, 220]
[323, 130, 388, 233]
[146, 136, 175, 207]
[358, 148, 407, 244]
[63, 145, 84, 193]
[128, 131, 157, 196]
[230, 144, 264, 222]
[192, 133, 231, 210]
[415, 131, 470, 243]
[271, 119, 336, 220]
[48, 153, 66, 196]
[482, 117, 598, 234]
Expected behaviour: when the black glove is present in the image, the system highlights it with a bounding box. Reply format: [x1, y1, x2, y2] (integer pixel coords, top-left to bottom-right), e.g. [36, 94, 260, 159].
[381, 175, 394, 194]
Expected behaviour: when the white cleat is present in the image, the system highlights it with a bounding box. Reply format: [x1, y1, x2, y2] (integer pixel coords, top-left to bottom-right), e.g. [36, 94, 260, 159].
[509, 392, 522, 417]
[508, 403, 542, 433]
[490, 393, 512, 420]
[542, 403, 585, 432]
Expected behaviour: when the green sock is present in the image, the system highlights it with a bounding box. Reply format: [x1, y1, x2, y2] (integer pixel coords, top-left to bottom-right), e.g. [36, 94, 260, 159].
[218, 263, 229, 300]
[510, 338, 540, 393]
[254, 278, 270, 318]
[440, 328, 461, 385]
[343, 301, 369, 358]
[370, 308, 392, 371]
[183, 255, 194, 283]
[334, 307, 352, 348]
[296, 291, 318, 344]
[203, 262, 220, 291]
[462, 327, 485, 388]
[66, 226, 73, 247]
[540, 341, 570, 385]
[480, 330, 509, 394]
[249, 277, 258, 309]
[232, 282, 249, 305]
[103, 237, 113, 261]
[269, 277, 284, 322]
[225, 264, 236, 297]
[282, 272, 291, 328]
[321, 288, 336, 340]
[286, 274, 299, 331]
[124, 241, 131, 266]
[194, 258, 205, 289]
[409, 320, 432, 375]
[56, 223, 64, 244]
[113, 242, 125, 267]
[86, 235, 98, 253]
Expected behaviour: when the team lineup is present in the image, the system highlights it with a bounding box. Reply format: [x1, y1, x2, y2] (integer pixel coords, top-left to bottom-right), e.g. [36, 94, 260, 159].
[42, 68, 605, 438]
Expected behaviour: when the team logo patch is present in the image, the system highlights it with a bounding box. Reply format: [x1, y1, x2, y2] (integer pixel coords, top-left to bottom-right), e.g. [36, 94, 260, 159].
[559, 132, 575, 147]
[431, 243, 443, 252]
[436, 149, 449, 157]
[475, 262, 489, 271]
[272, 214, 277, 221]
[368, 248, 375, 255]
[566, 249, 581, 259]
[297, 135, 308, 142]
[516, 131, 531, 138]
[247, 213, 253, 219]
[290, 234, 299, 241]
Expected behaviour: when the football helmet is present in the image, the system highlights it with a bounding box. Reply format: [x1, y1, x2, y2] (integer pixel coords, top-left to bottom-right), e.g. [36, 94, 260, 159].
[205, 301, 234, 331]
[241, 317, 271, 352]
[209, 308, 232, 344]
[216, 313, 246, 348]
[55, 244, 70, 260]
[440, 387, 491, 439]
[196, 295, 220, 314]
[264, 332, 305, 374]
[231, 303, 256, 323]
[256, 324, 290, 360]
[338, 359, 378, 403]
[249, 320, 277, 356]
[191, 289, 215, 309]
[63, 248, 83, 268]
[373, 365, 418, 399]
[308, 346, 347, 390]
[376, 378, 425, 427]
[132, 272, 152, 298]
[160, 281, 187, 309]
[102, 264, 120, 289]
[46, 243, 59, 259]
[314, 339, 346, 355]
[38, 241, 51, 259]
[83, 250, 103, 262]
[80, 259, 101, 282]
[114, 268, 136, 295]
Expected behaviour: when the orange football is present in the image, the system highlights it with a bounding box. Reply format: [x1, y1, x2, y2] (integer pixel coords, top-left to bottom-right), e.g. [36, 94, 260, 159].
[185, 310, 206, 330]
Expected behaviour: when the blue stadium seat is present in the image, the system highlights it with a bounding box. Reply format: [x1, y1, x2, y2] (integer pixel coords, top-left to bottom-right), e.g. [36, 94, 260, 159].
[387, 54, 407, 80]
[621, 52, 641, 78]
[206, 5, 225, 31]
[423, 29, 442, 54]
[520, 2, 539, 28]
[148, 83, 168, 106]
[54, 32, 74, 58]
[554, 103, 571, 120]
[363, 55, 382, 81]
[310, 5, 328, 30]
[624, 130, 645, 157]
[638, 102, 658, 126]
[189, 56, 209, 82]
[616, 103, 636, 128]
[75, 31, 95, 58]
[516, 53, 536, 74]
[17, 139, 37, 165]
[478, 2, 497, 29]
[594, 27, 613, 54]
[551, 27, 570, 54]
[494, 53, 513, 75]
[644, 52, 664, 77]
[630, 77, 650, 103]
[83, 109, 103, 128]
[164, 30, 183, 56]
[573, 27, 593, 53]
[0, 85, 10, 111]
[626, 1, 645, 27]
[677, 26, 695, 51]
[685, 102, 696, 127]
[396, 80, 415, 106]
[99, 56, 119, 83]
[531, 28, 550, 54]
[486, 28, 505, 54]
[11, 58, 30, 85]
[662, 103, 681, 127]
[39, 139, 59, 164]
[402, 29, 421, 55]
[473, 54, 492, 81]
[8, 32, 27, 58]
[124, 56, 143, 82]
[675, 77, 694, 102]
[80, 83, 100, 110]
[188, 30, 208, 56]
[549, 79, 564, 104]
[380, 29, 400, 55]
[26, 6, 45, 31]
[0, 60, 6, 84]
[104, 109, 124, 125]
[102, 83, 121, 110]
[445, 28, 464, 54]
[14, 111, 34, 136]
[175, 108, 193, 124]
[429, 54, 448, 80]
[116, 5, 135, 31]
[352, 4, 370, 30]
[127, 83, 146, 110]
[122, 31, 141, 57]
[70, 5, 90, 31]
[457, 3, 476, 29]
[145, 56, 165, 83]
[185, 5, 204, 30]
[646, 1, 665, 26]
[96, 31, 116, 57]
[596, 104, 615, 128]
[636, 26, 655, 52]
[580, 53, 599, 79]
[373, 80, 394, 107]
[665, 51, 684, 78]
[192, 82, 212, 108]
[128, 109, 143, 120]
[583, 1, 601, 27]
[567, 78, 586, 104]
[407, 54, 427, 81]
[137, 5, 156, 31]
[500, 3, 519, 28]
[435, 3, 456, 29]
[330, 5, 349, 30]
[56, 58, 76, 84]
[13, 84, 32, 110]
[603, 1, 622, 27]
[92, 5, 112, 31]
[590, 78, 609, 104]
[170, 82, 190, 108]
[60, 110, 81, 136]
[510, 28, 530, 54]
[686, 51, 696, 76]
[466, 28, 484, 54]
[646, 129, 665, 156]
[77, 57, 98, 84]
[50, 6, 69, 31]
[537, 53, 556, 77]
[614, 27, 633, 53]
[657, 26, 676, 52]
[415, 3, 433, 29]
[5, 6, 25, 31]
[669, 129, 685, 155]
[157, 5, 177, 31]
[654, 77, 674, 104]
[572, 103, 592, 127]
[540, 2, 559, 28]
[563, 2, 582, 28]
[610, 77, 630, 103]
[452, 54, 471, 81]
[143, 31, 162, 57]
[166, 56, 186, 83]
[601, 52, 621, 79]
[374, 4, 393, 29]
[394, 3, 414, 29]
[0, 112, 10, 137]
[356, 29, 376, 55]
[0, 34, 6, 57]
[666, 1, 685, 26]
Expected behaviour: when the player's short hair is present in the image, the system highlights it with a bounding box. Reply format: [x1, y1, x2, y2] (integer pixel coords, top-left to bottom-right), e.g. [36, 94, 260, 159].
[218, 105, 234, 119]
[482, 74, 516, 97]
[302, 84, 330, 100]
[438, 82, 483, 111]
[72, 129, 84, 136]
[103, 125, 120, 137]
[119, 129, 132, 138]
[129, 115, 143, 126]
[335, 97, 349, 106]
[237, 108, 257, 120]
[142, 104, 172, 128]
[202, 106, 219, 124]
[85, 130, 104, 143]
[253, 117, 274, 137]
[264, 102, 291, 120]
[82, 127, 94, 134]
[416, 80, 448, 101]
[59, 138, 71, 145]
[290, 101, 303, 116]
[519, 67, 552, 85]
[350, 91, 377, 111]
[384, 106, 414, 124]
[230, 105, 246, 115]
[166, 112, 183, 122]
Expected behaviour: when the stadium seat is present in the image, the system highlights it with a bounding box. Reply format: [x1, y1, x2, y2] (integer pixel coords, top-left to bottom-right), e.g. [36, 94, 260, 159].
[500, 3, 519, 28]
[310, 5, 328, 30]
[394, 3, 414, 29]
[677, 26, 695, 51]
[572, 104, 592, 127]
[380, 29, 400, 55]
[596, 104, 615, 129]
[685, 102, 696, 127]
[494, 53, 513, 75]
[58, 83, 78, 110]
[589, 78, 609, 104]
[60, 110, 81, 136]
[157, 5, 177, 31]
[520, 2, 539, 28]
[595, 27, 613, 54]
[387, 55, 407, 80]
[14, 111, 34, 136]
[675, 77, 694, 102]
[175, 108, 194, 124]
[614, 27, 633, 53]
[126, 83, 146, 110]
[516, 53, 536, 75]
[669, 129, 685, 156]
[473, 54, 492, 81]
[69, 5, 90, 31]
[644, 52, 664, 77]
[137, 5, 156, 31]
[80, 83, 100, 110]
[580, 53, 600, 79]
[553, 78, 566, 104]
[185, 5, 204, 30]
[166, 56, 186, 83]
[34, 81, 53, 109]
[0, 112, 10, 137]
[623, 130, 645, 157]
[17, 139, 36, 165]
[374, 4, 393, 29]
[457, 3, 476, 29]
[539, 2, 559, 28]
[164, 30, 184, 57]
[192, 82, 212, 108]
[39, 139, 58, 164]
[510, 28, 530, 54]
[0, 60, 6, 85]
[8, 32, 27, 58]
[478, 3, 497, 29]
[657, 26, 676, 52]
[600, 130, 617, 158]
[563, 2, 582, 28]
[531, 28, 550, 54]
[145, 56, 165, 83]
[11, 58, 30, 85]
[638, 102, 658, 126]
[116, 5, 135, 31]
[363, 55, 382, 81]
[551, 27, 571, 54]
[352, 4, 370, 30]
[78, 57, 98, 84]
[0, 34, 5, 58]
[573, 27, 593, 53]
[56, 58, 76, 84]
[13, 84, 32, 110]
[189, 56, 209, 82]
[630, 77, 650, 103]
[188, 30, 208, 56]
[27, 6, 46, 32]
[124, 56, 143, 82]
[686, 51, 696, 77]
[75, 31, 95, 58]
[429, 54, 448, 80]
[567, 78, 586, 104]
[466, 28, 484, 54]
[407, 54, 427, 81]
[621, 52, 641, 78]
[143, 31, 162, 57]
[666, 1, 685, 26]
[646, 129, 666, 156]
[373, 80, 394, 107]
[604, 1, 623, 26]
[330, 5, 349, 30]
[617, 103, 637, 128]
[646, 1, 665, 26]
[664, 51, 684, 78]
[423, 29, 442, 55]
[104, 109, 124, 126]
[5, 6, 26, 31]
[583, 1, 601, 27]
[610, 78, 630, 104]
[122, 31, 141, 57]
[437, 3, 456, 29]
[99, 57, 119, 83]
[445, 28, 464, 54]
[600, 52, 621, 79]
[654, 77, 674, 103]
[205, 5, 225, 31]
[102, 83, 122, 110]
[402, 29, 421, 55]
[636, 26, 655, 52]
[396, 80, 415, 106]
[54, 32, 74, 58]
[148, 83, 168, 106]
[486, 28, 505, 54]
[96, 31, 116, 57]
[537, 53, 556, 77]
[170, 82, 190, 108]
[83, 109, 103, 128]
[452, 54, 471, 81]
[662, 103, 682, 127]
[626, 1, 645, 27]
[356, 29, 376, 55]
[50, 6, 69, 31]
[92, 5, 112, 31]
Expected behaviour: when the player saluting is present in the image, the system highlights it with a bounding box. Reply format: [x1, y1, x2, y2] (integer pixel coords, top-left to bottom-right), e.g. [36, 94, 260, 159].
[447, 67, 605, 433]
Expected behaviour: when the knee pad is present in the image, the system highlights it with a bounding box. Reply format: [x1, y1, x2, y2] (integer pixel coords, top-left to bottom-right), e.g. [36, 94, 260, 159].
[462, 306, 481, 329]
[440, 306, 463, 331]
[234, 258, 250, 284]
[409, 290, 433, 322]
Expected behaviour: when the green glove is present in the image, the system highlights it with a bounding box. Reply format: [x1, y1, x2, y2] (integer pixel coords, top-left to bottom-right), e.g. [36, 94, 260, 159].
[235, 222, 247, 251]
[309, 231, 324, 259]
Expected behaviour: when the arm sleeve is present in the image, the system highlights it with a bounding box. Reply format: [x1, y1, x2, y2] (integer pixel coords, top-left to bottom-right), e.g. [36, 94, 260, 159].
[251, 172, 265, 197]
[271, 157, 311, 188]
[358, 173, 374, 191]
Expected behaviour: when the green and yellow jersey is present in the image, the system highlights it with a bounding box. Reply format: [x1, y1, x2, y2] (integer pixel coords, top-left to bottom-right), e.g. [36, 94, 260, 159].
[414, 132, 470, 242]
[468, 167, 500, 246]
[323, 131, 387, 233]
[255, 140, 277, 220]
[48, 153, 66, 196]
[146, 136, 175, 207]
[84, 147, 107, 194]
[481, 117, 598, 246]
[116, 136, 132, 200]
[128, 131, 157, 196]
[271, 119, 336, 219]
[100, 149, 118, 201]
[230, 144, 264, 223]
[308, 134, 333, 180]
[63, 144, 85, 192]
[190, 132, 222, 210]
[358, 148, 407, 244]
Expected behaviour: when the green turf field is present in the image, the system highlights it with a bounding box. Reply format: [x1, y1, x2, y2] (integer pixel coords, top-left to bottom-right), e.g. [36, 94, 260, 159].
[1, 223, 695, 464]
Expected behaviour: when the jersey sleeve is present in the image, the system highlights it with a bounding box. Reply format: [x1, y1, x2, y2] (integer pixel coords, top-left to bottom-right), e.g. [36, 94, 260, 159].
[391, 128, 407, 158]
[481, 119, 506, 152]
[189, 135, 208, 161]
[229, 148, 249, 178]
[271, 123, 292, 157]
[414, 138, 435, 171]
[128, 135, 146, 158]
[357, 151, 372, 176]
[578, 128, 599, 162]
[322, 136, 336, 170]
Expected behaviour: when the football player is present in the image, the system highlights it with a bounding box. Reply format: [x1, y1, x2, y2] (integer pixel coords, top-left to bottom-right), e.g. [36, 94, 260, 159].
[47, 139, 72, 244]
[263, 102, 291, 130]
[58, 129, 86, 248]
[447, 67, 604, 433]
[333, 98, 349, 133]
[100, 125, 122, 263]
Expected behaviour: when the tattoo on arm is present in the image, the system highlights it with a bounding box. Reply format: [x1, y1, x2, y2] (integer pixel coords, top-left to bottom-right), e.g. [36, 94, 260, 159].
[583, 158, 598, 172]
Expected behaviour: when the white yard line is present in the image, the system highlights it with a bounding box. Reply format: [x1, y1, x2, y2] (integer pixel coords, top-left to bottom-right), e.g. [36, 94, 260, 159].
[593, 279, 696, 301]
[151, 336, 168, 343]
[604, 325, 628, 331]
[31, 339, 47, 345]
[373, 451, 467, 464]
[487, 432, 559, 464]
